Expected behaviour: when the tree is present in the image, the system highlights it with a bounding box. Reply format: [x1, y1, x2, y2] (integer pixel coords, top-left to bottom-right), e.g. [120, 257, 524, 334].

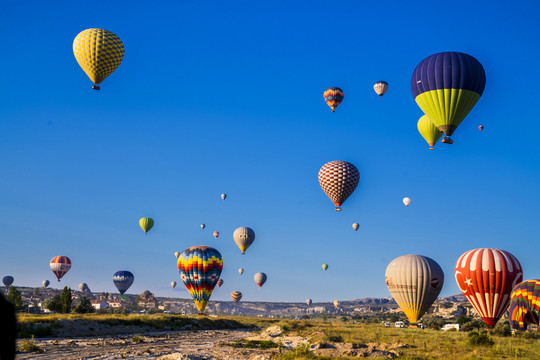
[46, 295, 62, 313]
[61, 286, 72, 313]
[457, 315, 472, 325]
[73, 297, 94, 314]
[6, 287, 23, 309]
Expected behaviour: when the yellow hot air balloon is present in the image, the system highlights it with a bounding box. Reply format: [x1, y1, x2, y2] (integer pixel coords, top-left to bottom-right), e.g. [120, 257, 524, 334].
[139, 217, 154, 234]
[417, 115, 443, 150]
[73, 28, 125, 90]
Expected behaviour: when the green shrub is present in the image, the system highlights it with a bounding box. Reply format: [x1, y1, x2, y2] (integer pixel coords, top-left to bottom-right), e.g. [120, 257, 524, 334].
[523, 331, 540, 340]
[492, 322, 511, 337]
[132, 335, 143, 343]
[19, 336, 40, 352]
[467, 331, 494, 347]
[226, 340, 279, 349]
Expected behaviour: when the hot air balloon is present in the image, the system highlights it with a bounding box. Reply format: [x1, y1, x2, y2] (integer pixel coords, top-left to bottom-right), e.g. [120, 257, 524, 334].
[73, 28, 124, 90]
[231, 291, 242, 303]
[403, 197, 411, 207]
[238, 268, 244, 275]
[42, 280, 50, 288]
[113, 271, 134, 295]
[2, 276, 14, 288]
[174, 251, 180, 259]
[213, 231, 220, 239]
[479, 125, 484, 131]
[221, 193, 227, 200]
[171, 281, 177, 289]
[322, 264, 328, 271]
[217, 279, 224, 287]
[79, 283, 90, 293]
[417, 115, 443, 150]
[254, 272, 267, 288]
[201, 224, 206, 229]
[352, 223, 359, 231]
[50, 256, 72, 281]
[386, 255, 444, 323]
[334, 300, 340, 309]
[509, 280, 540, 331]
[178, 246, 223, 313]
[323, 87, 344, 112]
[411, 52, 486, 143]
[306, 299, 312, 306]
[455, 248, 523, 327]
[373, 81, 388, 98]
[139, 217, 154, 234]
[318, 161, 360, 211]
[233, 227, 255, 254]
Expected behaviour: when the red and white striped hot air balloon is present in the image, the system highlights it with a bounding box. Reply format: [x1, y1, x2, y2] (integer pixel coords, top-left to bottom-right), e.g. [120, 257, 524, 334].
[455, 248, 523, 327]
[318, 161, 360, 211]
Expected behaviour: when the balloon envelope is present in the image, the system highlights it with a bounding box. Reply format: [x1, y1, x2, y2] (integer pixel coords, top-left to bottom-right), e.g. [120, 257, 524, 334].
[254, 272, 267, 288]
[217, 279, 224, 287]
[201, 224, 206, 229]
[42, 280, 50, 288]
[50, 256, 72, 281]
[319, 161, 360, 210]
[411, 52, 486, 136]
[386, 254, 444, 323]
[417, 115, 443, 149]
[509, 280, 540, 331]
[323, 87, 344, 112]
[373, 81, 388, 97]
[171, 281, 177, 288]
[322, 264, 328, 271]
[73, 28, 124, 89]
[352, 223, 359, 231]
[178, 246, 223, 313]
[2, 276, 14, 288]
[238, 268, 244, 275]
[79, 283, 90, 292]
[403, 197, 411, 207]
[455, 248, 523, 327]
[334, 300, 340, 309]
[233, 227, 255, 254]
[306, 299, 312, 306]
[231, 291, 242, 303]
[113, 271, 134, 295]
[139, 217, 154, 234]
[174, 252, 180, 259]
[213, 231, 220, 239]
[221, 193, 227, 200]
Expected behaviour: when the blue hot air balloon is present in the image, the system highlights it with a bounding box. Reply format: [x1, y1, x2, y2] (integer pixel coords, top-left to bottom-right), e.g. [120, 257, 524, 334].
[113, 271, 134, 294]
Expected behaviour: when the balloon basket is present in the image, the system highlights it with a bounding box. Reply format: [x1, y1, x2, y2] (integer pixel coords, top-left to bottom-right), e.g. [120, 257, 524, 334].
[92, 84, 100, 90]
[335, 208, 342, 211]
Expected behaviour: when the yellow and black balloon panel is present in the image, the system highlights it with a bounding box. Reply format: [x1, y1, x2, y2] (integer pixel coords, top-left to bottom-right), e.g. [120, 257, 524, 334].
[73, 28, 124, 90]
[323, 87, 344, 112]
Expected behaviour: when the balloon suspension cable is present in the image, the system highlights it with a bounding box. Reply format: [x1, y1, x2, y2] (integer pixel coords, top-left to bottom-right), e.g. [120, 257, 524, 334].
[92, 84, 100, 90]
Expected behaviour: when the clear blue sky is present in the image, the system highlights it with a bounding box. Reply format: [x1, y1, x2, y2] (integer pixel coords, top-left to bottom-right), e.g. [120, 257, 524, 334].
[1, 1, 539, 303]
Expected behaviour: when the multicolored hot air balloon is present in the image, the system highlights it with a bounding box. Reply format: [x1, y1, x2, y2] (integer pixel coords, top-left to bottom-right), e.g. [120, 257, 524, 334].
[254, 272, 267, 288]
[509, 280, 540, 331]
[79, 283, 90, 293]
[221, 193, 227, 200]
[217, 279, 224, 287]
[73, 28, 124, 90]
[238, 268, 244, 275]
[334, 300, 340, 309]
[233, 227, 255, 254]
[113, 271, 134, 295]
[178, 246, 223, 313]
[352, 223, 359, 231]
[174, 251, 180, 259]
[373, 81, 388, 98]
[318, 161, 360, 211]
[171, 281, 177, 289]
[455, 248, 523, 327]
[50, 256, 72, 281]
[42, 280, 50, 288]
[417, 115, 443, 150]
[323, 87, 344, 112]
[306, 299, 312, 306]
[231, 291, 242, 303]
[201, 224, 206, 229]
[322, 264, 328, 271]
[411, 52, 486, 143]
[139, 217, 154, 234]
[403, 197, 411, 207]
[2, 276, 14, 288]
[385, 255, 444, 323]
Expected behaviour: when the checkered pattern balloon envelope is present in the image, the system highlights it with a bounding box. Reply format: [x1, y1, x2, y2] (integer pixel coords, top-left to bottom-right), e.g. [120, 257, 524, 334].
[318, 161, 360, 210]
[455, 248, 523, 327]
[509, 280, 540, 331]
[50, 256, 72, 281]
[73, 28, 124, 89]
[323, 87, 344, 112]
[177, 246, 223, 313]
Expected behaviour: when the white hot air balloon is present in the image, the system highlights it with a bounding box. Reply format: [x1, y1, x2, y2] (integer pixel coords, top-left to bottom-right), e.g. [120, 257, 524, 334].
[171, 281, 177, 288]
[373, 81, 389, 97]
[233, 227, 255, 254]
[221, 193, 227, 200]
[306, 298, 312, 306]
[238, 268, 244, 275]
[334, 300, 340, 309]
[200, 224, 205, 229]
[352, 223, 359, 231]
[403, 197, 411, 207]
[174, 251, 180, 259]
[254, 272, 267, 288]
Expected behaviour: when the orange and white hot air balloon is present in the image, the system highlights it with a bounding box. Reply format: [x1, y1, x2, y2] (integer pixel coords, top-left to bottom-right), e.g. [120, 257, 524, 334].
[373, 81, 388, 98]
[318, 161, 360, 211]
[455, 248, 523, 327]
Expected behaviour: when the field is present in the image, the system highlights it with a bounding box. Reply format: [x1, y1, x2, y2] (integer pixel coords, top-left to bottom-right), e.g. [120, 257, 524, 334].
[16, 314, 540, 359]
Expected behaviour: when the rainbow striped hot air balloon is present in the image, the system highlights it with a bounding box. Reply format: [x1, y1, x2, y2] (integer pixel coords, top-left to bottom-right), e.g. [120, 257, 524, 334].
[509, 280, 540, 331]
[50, 256, 72, 281]
[178, 246, 223, 313]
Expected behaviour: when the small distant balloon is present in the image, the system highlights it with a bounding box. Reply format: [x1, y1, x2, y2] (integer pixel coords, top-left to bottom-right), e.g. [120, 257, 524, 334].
[352, 223, 359, 231]
[334, 300, 340, 309]
[43, 280, 50, 288]
[200, 224, 206, 229]
[174, 251, 180, 259]
[322, 264, 328, 271]
[479, 125, 484, 131]
[79, 283, 90, 292]
[238, 268, 244, 275]
[254, 272, 267, 288]
[139, 217, 154, 234]
[306, 299, 312, 306]
[50, 256, 72, 282]
[171, 281, 177, 288]
[403, 197, 411, 207]
[373, 81, 388, 98]
[217, 279, 224, 287]
[323, 87, 344, 112]
[213, 231, 220, 239]
[2, 276, 14, 288]
[231, 291, 242, 303]
[233, 227, 255, 254]
[221, 193, 227, 200]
